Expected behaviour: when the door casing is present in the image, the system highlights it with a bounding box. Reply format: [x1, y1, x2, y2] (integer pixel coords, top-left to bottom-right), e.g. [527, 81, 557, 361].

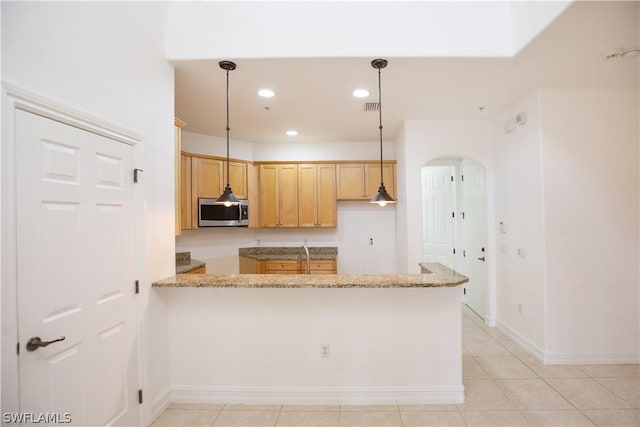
[1, 83, 144, 422]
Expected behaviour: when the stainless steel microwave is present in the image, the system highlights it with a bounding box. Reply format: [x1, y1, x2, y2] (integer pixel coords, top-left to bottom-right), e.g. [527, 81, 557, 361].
[198, 198, 249, 227]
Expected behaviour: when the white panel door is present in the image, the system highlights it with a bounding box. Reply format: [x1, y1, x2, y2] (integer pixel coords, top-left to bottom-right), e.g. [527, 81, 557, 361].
[16, 110, 139, 426]
[461, 160, 488, 319]
[421, 166, 455, 269]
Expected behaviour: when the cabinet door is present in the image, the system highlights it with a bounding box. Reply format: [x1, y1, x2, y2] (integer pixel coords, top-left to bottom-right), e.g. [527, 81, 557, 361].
[226, 160, 247, 199]
[278, 164, 299, 227]
[259, 165, 279, 227]
[367, 162, 396, 199]
[298, 164, 318, 227]
[195, 157, 224, 198]
[265, 259, 301, 274]
[180, 154, 193, 230]
[336, 163, 367, 200]
[192, 157, 224, 226]
[309, 259, 337, 274]
[175, 121, 184, 235]
[317, 164, 336, 227]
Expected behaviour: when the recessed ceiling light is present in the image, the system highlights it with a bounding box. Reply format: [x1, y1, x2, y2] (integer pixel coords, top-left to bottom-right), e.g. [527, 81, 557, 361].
[352, 89, 370, 98]
[258, 89, 275, 98]
[286, 130, 298, 136]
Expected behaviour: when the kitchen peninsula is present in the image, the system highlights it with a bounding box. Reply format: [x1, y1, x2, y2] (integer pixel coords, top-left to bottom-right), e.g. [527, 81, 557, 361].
[153, 263, 468, 406]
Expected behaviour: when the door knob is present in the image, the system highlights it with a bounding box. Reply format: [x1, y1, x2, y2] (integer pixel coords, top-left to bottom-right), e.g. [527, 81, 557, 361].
[477, 256, 486, 262]
[26, 336, 65, 352]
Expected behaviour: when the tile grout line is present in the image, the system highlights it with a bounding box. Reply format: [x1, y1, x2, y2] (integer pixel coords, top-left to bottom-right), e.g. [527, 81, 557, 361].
[272, 407, 281, 427]
[591, 376, 640, 408]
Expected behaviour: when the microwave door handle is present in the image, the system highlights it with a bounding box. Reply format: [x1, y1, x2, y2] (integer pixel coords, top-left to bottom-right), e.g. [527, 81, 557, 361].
[238, 205, 242, 222]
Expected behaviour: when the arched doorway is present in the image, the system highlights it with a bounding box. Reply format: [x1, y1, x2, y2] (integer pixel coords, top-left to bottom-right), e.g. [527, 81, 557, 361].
[422, 157, 488, 319]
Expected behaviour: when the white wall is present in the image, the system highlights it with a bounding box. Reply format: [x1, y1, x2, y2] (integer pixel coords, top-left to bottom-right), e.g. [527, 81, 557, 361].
[395, 121, 496, 281]
[509, 1, 571, 54]
[1, 2, 174, 422]
[182, 131, 254, 161]
[252, 140, 395, 162]
[176, 132, 397, 274]
[492, 92, 546, 355]
[540, 88, 639, 364]
[165, 287, 463, 404]
[166, 2, 513, 60]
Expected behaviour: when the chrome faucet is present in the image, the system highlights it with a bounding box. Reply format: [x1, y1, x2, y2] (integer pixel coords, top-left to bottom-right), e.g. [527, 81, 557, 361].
[301, 245, 311, 274]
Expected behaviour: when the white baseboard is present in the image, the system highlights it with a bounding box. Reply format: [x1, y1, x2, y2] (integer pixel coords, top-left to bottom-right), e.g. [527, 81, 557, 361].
[543, 351, 640, 365]
[169, 385, 465, 405]
[496, 320, 545, 362]
[485, 316, 497, 328]
[149, 388, 171, 424]
[496, 321, 640, 365]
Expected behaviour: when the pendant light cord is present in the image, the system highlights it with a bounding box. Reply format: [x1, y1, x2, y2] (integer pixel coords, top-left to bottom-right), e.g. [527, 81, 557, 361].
[377, 66, 384, 186]
[225, 68, 231, 188]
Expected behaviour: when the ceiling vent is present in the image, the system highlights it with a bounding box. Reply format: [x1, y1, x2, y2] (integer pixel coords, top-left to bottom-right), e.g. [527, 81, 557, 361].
[364, 102, 380, 112]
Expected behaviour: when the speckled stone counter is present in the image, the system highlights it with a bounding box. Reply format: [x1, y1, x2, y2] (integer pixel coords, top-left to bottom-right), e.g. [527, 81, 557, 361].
[238, 246, 337, 260]
[175, 252, 206, 274]
[153, 262, 467, 288]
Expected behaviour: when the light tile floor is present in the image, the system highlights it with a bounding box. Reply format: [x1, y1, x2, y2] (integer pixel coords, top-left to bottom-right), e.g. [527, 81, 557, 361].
[151, 306, 639, 426]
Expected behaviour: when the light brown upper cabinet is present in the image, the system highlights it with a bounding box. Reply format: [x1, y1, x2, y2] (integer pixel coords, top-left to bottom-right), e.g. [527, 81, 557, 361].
[298, 164, 336, 228]
[336, 161, 396, 201]
[180, 153, 193, 230]
[226, 160, 248, 199]
[259, 164, 299, 227]
[180, 152, 249, 230]
[175, 118, 186, 235]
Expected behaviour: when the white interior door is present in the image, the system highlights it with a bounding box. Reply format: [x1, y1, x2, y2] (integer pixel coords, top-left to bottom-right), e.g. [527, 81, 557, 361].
[16, 110, 139, 426]
[461, 160, 488, 319]
[421, 166, 455, 269]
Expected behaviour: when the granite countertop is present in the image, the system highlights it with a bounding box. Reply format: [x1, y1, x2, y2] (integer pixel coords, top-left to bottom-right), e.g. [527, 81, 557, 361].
[239, 247, 338, 260]
[175, 252, 206, 274]
[153, 262, 468, 289]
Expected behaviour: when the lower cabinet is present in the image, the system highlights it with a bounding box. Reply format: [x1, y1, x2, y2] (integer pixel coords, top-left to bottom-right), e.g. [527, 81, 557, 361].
[239, 257, 337, 274]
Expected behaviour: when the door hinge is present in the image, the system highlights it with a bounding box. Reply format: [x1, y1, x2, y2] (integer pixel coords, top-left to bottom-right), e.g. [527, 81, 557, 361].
[463, 288, 466, 295]
[133, 168, 144, 183]
[138, 389, 143, 404]
[453, 248, 456, 255]
[463, 250, 466, 257]
[17, 342, 20, 356]
[450, 176, 454, 182]
[135, 280, 140, 294]
[452, 212, 455, 218]
[461, 212, 465, 219]
[461, 174, 464, 182]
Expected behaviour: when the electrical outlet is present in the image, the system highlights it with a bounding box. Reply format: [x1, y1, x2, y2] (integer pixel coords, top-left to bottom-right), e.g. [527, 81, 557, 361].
[320, 344, 330, 358]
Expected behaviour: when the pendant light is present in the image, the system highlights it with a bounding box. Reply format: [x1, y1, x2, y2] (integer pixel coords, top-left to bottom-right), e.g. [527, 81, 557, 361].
[216, 60, 240, 207]
[370, 58, 396, 207]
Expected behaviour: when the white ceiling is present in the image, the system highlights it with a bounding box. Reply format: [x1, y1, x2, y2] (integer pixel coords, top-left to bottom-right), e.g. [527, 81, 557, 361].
[174, 1, 639, 144]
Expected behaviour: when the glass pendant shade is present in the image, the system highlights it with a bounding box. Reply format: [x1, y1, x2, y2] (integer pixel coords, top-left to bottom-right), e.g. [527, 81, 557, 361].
[369, 58, 396, 207]
[216, 60, 239, 207]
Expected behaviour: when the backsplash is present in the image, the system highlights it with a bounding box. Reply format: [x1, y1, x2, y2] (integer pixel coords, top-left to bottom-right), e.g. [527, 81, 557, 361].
[176, 201, 397, 274]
